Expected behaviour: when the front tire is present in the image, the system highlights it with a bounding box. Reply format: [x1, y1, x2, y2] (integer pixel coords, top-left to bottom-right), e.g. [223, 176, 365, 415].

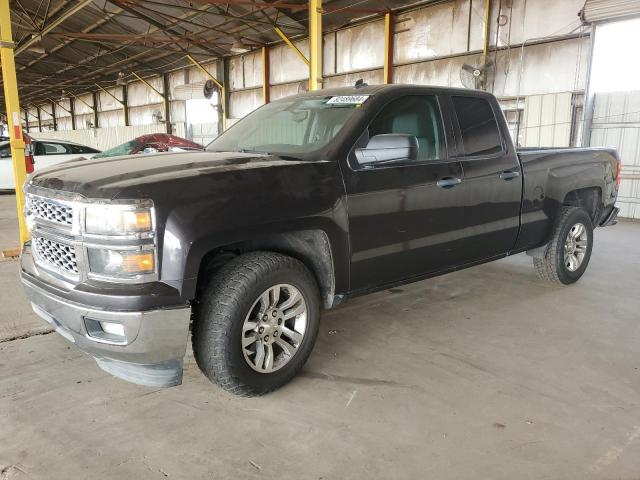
[533, 206, 594, 285]
[192, 252, 320, 396]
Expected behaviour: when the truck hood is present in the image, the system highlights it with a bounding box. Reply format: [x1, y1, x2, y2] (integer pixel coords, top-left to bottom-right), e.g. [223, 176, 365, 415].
[27, 150, 309, 199]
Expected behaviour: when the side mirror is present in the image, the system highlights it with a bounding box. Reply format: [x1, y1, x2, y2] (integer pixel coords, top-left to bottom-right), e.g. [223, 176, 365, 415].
[354, 134, 419, 166]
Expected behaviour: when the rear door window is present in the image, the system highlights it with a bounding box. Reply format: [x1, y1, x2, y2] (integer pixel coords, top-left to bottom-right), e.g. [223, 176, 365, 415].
[452, 96, 503, 156]
[40, 142, 71, 155]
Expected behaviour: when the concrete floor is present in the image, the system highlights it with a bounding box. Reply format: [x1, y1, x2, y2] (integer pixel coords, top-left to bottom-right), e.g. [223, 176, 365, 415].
[1, 192, 639, 479]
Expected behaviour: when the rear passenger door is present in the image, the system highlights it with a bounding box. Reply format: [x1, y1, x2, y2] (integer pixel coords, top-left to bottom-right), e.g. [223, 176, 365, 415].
[342, 94, 467, 291]
[448, 94, 522, 264]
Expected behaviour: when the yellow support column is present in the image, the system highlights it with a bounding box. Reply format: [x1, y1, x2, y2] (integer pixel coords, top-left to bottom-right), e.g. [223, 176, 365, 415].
[0, 0, 29, 246]
[308, 0, 323, 91]
[383, 12, 394, 84]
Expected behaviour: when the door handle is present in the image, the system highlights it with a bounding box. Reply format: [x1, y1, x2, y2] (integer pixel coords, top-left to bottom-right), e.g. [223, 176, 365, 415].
[500, 170, 520, 181]
[436, 177, 462, 189]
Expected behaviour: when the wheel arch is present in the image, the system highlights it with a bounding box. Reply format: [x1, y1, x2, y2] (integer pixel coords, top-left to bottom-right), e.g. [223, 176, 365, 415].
[194, 229, 337, 309]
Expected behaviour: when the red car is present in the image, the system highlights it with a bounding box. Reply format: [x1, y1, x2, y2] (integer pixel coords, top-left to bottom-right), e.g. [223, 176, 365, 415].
[93, 134, 203, 159]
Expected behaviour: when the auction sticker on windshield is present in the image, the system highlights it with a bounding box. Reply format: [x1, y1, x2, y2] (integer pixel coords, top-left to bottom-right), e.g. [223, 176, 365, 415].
[326, 95, 370, 105]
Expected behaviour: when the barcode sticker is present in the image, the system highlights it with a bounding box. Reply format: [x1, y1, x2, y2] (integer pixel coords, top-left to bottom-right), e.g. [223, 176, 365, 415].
[327, 95, 370, 105]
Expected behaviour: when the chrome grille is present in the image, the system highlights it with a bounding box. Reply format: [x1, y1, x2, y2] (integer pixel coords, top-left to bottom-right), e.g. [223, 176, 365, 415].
[28, 196, 73, 226]
[33, 236, 78, 274]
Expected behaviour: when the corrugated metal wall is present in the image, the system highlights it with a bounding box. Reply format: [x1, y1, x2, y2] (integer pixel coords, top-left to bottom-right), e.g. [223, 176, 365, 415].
[590, 90, 640, 219]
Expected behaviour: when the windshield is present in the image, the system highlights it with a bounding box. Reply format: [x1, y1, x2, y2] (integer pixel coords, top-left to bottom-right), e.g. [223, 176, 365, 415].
[206, 96, 362, 156]
[93, 139, 141, 159]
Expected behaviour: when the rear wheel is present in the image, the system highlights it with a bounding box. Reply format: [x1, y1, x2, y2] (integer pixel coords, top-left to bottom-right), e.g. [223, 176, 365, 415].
[533, 206, 594, 285]
[192, 252, 320, 396]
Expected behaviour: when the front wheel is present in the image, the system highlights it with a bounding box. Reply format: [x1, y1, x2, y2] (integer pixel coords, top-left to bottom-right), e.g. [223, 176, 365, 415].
[192, 252, 320, 396]
[533, 206, 594, 285]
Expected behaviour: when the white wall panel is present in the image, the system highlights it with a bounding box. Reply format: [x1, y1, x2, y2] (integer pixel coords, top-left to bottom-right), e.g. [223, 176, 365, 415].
[270, 39, 309, 84]
[336, 21, 385, 73]
[521, 92, 572, 147]
[492, 37, 589, 97]
[229, 88, 263, 119]
[393, 53, 479, 87]
[394, 0, 479, 64]
[128, 76, 164, 107]
[74, 93, 94, 115]
[270, 82, 305, 101]
[324, 69, 384, 88]
[491, 0, 586, 47]
[128, 104, 164, 126]
[186, 62, 219, 85]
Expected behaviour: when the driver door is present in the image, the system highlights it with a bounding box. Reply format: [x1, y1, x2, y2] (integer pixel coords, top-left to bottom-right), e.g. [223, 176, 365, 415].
[341, 94, 467, 292]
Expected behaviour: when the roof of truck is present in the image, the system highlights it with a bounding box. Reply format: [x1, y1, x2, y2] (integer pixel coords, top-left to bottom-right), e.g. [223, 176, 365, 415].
[280, 83, 492, 102]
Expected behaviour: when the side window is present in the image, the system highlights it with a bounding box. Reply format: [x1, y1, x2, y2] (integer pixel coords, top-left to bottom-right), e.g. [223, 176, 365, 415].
[0, 145, 10, 158]
[368, 95, 444, 162]
[69, 144, 99, 154]
[452, 96, 503, 156]
[40, 142, 70, 155]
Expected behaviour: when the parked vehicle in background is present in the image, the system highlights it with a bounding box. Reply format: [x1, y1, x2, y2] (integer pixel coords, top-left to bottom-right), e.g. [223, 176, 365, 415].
[0, 134, 100, 190]
[21, 85, 620, 396]
[92, 133, 203, 159]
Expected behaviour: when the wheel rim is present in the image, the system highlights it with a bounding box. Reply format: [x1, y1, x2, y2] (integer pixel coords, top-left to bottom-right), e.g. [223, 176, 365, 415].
[564, 222, 588, 272]
[241, 284, 307, 373]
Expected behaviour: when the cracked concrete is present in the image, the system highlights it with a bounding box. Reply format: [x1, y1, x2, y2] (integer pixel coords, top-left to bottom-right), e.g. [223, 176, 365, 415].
[1, 191, 639, 479]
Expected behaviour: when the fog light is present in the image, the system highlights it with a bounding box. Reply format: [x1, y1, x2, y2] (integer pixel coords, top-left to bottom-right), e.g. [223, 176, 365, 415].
[100, 321, 125, 337]
[84, 317, 126, 344]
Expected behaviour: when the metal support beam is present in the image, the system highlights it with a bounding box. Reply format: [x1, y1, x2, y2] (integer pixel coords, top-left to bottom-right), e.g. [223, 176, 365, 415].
[383, 12, 394, 84]
[36, 106, 42, 132]
[69, 97, 76, 130]
[15, 0, 95, 56]
[23, 110, 29, 133]
[308, 0, 323, 91]
[122, 85, 130, 127]
[262, 46, 270, 104]
[274, 26, 309, 66]
[222, 58, 230, 133]
[92, 91, 99, 129]
[51, 101, 58, 131]
[162, 73, 172, 134]
[185, 54, 226, 131]
[0, 0, 29, 245]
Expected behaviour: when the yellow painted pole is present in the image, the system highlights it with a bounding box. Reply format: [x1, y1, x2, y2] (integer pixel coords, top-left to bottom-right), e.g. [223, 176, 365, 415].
[308, 0, 323, 91]
[185, 54, 226, 131]
[0, 0, 29, 246]
[383, 12, 394, 84]
[482, 0, 491, 65]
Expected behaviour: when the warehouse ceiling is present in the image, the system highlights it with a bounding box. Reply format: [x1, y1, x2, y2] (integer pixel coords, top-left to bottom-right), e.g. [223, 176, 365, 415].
[1, 0, 424, 110]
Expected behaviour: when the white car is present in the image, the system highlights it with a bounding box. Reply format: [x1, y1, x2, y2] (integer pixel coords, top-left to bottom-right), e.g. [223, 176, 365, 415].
[0, 138, 101, 190]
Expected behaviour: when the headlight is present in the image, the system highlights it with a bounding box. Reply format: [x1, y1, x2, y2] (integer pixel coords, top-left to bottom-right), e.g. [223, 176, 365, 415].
[87, 248, 155, 278]
[85, 205, 153, 236]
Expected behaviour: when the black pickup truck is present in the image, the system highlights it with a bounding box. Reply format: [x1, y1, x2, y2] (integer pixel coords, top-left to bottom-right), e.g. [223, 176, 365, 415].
[21, 85, 620, 395]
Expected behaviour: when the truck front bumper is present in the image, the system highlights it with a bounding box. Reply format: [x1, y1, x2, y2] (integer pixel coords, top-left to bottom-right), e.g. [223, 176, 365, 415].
[22, 275, 192, 388]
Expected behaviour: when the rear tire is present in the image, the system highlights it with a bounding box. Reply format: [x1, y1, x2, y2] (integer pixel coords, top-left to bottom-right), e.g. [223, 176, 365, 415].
[192, 251, 320, 396]
[533, 206, 594, 285]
